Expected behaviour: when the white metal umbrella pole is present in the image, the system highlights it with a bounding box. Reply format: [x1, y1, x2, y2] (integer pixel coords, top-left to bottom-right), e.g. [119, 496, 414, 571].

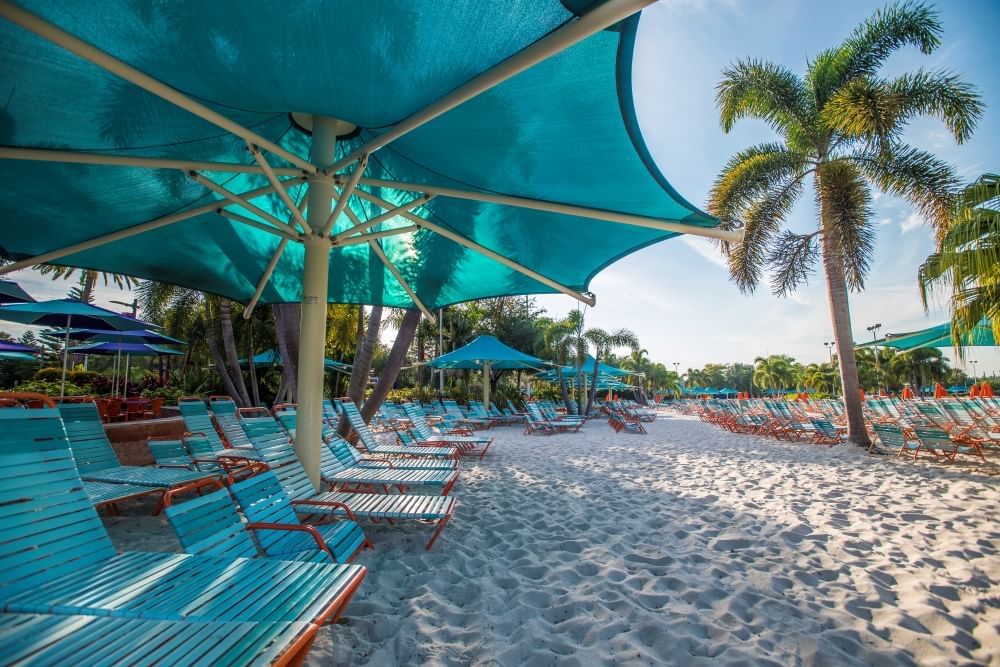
[295, 116, 337, 491]
[483, 359, 491, 411]
[59, 314, 71, 398]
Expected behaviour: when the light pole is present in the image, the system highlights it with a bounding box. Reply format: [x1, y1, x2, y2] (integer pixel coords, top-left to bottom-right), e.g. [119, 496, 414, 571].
[823, 341, 834, 363]
[823, 341, 838, 394]
[866, 323, 882, 393]
[970, 360, 978, 382]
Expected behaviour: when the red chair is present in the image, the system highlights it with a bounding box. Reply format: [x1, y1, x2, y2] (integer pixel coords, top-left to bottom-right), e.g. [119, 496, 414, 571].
[143, 397, 164, 419]
[106, 397, 124, 422]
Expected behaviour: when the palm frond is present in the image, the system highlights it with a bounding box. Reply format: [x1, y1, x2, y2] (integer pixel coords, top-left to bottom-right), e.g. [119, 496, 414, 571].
[853, 144, 958, 231]
[708, 143, 809, 221]
[766, 231, 819, 296]
[818, 163, 875, 291]
[716, 59, 815, 139]
[808, 1, 942, 104]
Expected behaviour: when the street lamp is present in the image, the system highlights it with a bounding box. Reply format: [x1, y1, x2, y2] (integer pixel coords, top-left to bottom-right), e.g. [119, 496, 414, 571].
[673, 362, 679, 374]
[970, 360, 978, 382]
[866, 323, 882, 393]
[823, 341, 834, 363]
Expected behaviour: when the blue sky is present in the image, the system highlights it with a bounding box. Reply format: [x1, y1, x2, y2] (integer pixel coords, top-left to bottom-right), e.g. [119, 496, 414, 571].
[4, 0, 998, 376]
[537, 0, 1000, 376]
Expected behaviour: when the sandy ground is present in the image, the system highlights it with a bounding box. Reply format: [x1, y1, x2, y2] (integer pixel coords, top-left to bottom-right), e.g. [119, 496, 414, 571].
[106, 413, 1000, 666]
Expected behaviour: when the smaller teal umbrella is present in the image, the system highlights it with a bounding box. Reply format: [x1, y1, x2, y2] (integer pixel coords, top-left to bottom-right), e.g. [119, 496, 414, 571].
[0, 351, 37, 362]
[0, 280, 34, 304]
[426, 335, 551, 407]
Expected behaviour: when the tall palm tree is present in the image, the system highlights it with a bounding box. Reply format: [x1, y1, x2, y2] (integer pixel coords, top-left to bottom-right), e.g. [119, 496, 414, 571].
[708, 2, 981, 445]
[919, 173, 1000, 350]
[36, 266, 136, 303]
[583, 327, 639, 414]
[540, 316, 578, 412]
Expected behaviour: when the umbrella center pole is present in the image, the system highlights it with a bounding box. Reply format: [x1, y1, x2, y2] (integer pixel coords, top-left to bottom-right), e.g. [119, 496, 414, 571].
[295, 115, 339, 491]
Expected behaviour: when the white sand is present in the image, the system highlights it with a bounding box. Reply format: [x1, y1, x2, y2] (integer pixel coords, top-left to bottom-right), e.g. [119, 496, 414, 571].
[106, 413, 1000, 666]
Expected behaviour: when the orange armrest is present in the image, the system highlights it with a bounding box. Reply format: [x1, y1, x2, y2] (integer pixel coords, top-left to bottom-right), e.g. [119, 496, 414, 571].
[291, 499, 358, 522]
[245, 522, 334, 560]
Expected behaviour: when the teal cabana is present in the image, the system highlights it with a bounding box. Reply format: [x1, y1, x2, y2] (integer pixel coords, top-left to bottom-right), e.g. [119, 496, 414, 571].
[858, 318, 996, 351]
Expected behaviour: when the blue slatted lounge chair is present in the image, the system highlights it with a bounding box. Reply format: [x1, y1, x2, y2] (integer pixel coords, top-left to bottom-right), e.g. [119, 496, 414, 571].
[149, 437, 261, 485]
[809, 418, 845, 446]
[608, 410, 646, 434]
[400, 403, 494, 458]
[57, 403, 220, 511]
[0, 409, 367, 634]
[465, 401, 502, 428]
[0, 613, 315, 666]
[526, 404, 581, 433]
[232, 463, 455, 551]
[342, 401, 464, 459]
[164, 479, 368, 563]
[244, 421, 459, 496]
[210, 396, 254, 449]
[911, 425, 986, 464]
[871, 422, 931, 459]
[178, 397, 229, 448]
[440, 399, 491, 431]
[81, 481, 161, 514]
[273, 410, 457, 469]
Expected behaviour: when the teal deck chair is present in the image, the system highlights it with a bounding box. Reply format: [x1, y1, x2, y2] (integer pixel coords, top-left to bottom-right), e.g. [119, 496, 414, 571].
[232, 461, 456, 551]
[341, 401, 461, 459]
[210, 396, 254, 449]
[0, 409, 367, 630]
[165, 479, 367, 563]
[0, 613, 314, 667]
[401, 403, 494, 458]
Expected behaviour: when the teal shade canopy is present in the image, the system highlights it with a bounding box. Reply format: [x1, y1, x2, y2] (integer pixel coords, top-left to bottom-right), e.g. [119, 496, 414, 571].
[539, 354, 634, 378]
[66, 341, 184, 356]
[0, 299, 152, 331]
[426, 335, 550, 370]
[858, 319, 996, 351]
[0, 1, 719, 310]
[240, 348, 351, 373]
[0, 280, 34, 304]
[43, 328, 186, 345]
[0, 351, 36, 361]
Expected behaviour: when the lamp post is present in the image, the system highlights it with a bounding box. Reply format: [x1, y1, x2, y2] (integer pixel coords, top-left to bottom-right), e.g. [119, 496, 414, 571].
[823, 341, 834, 363]
[970, 359, 978, 382]
[866, 323, 882, 393]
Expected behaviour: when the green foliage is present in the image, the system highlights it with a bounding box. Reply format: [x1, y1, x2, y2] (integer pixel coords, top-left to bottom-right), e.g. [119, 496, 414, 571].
[16, 380, 89, 396]
[141, 386, 187, 403]
[34, 367, 65, 382]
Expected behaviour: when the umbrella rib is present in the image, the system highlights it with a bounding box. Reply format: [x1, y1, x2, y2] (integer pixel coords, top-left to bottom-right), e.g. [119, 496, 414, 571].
[323, 155, 368, 237]
[190, 172, 301, 238]
[349, 177, 745, 244]
[337, 225, 419, 248]
[0, 147, 306, 176]
[0, 181, 287, 277]
[215, 210, 299, 241]
[326, 0, 654, 174]
[0, 1, 315, 173]
[348, 188, 596, 306]
[368, 240, 436, 324]
[246, 143, 312, 234]
[243, 238, 290, 320]
[330, 195, 434, 243]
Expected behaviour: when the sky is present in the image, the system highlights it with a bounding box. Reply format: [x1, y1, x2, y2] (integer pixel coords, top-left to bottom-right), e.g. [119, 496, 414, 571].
[2, 0, 998, 377]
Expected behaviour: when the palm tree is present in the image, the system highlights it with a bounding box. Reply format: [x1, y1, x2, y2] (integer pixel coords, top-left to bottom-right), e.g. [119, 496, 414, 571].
[888, 347, 949, 391]
[753, 355, 797, 394]
[919, 173, 1000, 350]
[36, 266, 136, 303]
[708, 2, 981, 445]
[583, 327, 639, 414]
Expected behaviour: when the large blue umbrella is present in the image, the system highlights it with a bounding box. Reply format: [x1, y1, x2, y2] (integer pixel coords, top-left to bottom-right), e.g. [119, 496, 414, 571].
[67, 341, 183, 397]
[0, 350, 36, 362]
[0, 279, 34, 304]
[427, 335, 551, 406]
[0, 1, 743, 484]
[47, 328, 185, 345]
[0, 299, 156, 396]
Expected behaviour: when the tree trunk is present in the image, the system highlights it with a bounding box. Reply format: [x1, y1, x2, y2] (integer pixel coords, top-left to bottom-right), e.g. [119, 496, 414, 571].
[819, 192, 870, 446]
[585, 354, 600, 414]
[205, 320, 242, 403]
[557, 368, 572, 412]
[248, 320, 260, 407]
[219, 299, 251, 407]
[361, 309, 420, 423]
[272, 303, 299, 401]
[339, 305, 381, 435]
[417, 335, 426, 388]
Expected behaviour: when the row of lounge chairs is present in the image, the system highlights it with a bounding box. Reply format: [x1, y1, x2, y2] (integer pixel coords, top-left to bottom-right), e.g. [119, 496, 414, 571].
[680, 396, 999, 464]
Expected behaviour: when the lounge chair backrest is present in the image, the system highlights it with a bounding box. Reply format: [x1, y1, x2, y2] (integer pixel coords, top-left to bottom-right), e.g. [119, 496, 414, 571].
[872, 423, 906, 449]
[402, 403, 435, 439]
[56, 402, 120, 474]
[178, 398, 227, 450]
[0, 409, 117, 595]
[164, 486, 259, 559]
[912, 425, 952, 447]
[326, 435, 364, 467]
[209, 396, 238, 414]
[339, 400, 377, 448]
[148, 438, 191, 466]
[249, 442, 331, 501]
[185, 433, 223, 457]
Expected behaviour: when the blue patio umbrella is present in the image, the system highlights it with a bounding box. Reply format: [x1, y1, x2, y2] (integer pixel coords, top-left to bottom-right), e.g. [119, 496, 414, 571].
[0, 350, 37, 362]
[240, 349, 352, 375]
[68, 341, 183, 397]
[0, 299, 157, 396]
[426, 335, 551, 406]
[47, 328, 185, 345]
[0, 1, 744, 485]
[0, 279, 34, 304]
[0, 340, 37, 354]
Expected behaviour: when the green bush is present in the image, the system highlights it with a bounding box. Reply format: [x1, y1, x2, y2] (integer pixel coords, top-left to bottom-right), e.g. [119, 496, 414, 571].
[16, 380, 89, 397]
[68, 370, 101, 386]
[141, 387, 187, 404]
[34, 367, 65, 382]
[384, 386, 441, 404]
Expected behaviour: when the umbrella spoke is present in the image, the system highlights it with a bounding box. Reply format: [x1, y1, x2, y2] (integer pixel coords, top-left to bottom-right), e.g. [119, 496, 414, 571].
[0, 147, 304, 176]
[368, 241, 436, 324]
[190, 172, 302, 238]
[246, 143, 312, 234]
[323, 155, 369, 237]
[330, 194, 434, 242]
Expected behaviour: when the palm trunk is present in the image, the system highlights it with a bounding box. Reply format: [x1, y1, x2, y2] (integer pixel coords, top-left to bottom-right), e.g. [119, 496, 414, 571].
[247, 320, 260, 407]
[585, 355, 600, 414]
[361, 309, 420, 423]
[339, 305, 381, 435]
[557, 368, 572, 412]
[272, 303, 299, 401]
[205, 321, 242, 403]
[219, 299, 251, 407]
[820, 193, 869, 446]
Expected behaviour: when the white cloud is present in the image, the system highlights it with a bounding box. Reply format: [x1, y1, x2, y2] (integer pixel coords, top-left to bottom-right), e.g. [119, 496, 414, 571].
[679, 236, 729, 269]
[878, 217, 894, 226]
[900, 211, 924, 233]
